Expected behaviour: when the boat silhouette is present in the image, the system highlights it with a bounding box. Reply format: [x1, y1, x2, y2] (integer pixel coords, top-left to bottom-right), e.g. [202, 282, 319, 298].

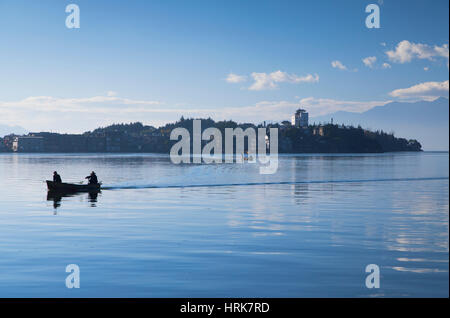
[46, 180, 101, 192]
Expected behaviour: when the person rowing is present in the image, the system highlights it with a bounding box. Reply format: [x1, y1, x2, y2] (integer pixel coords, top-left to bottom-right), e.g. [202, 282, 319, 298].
[85, 171, 99, 185]
[53, 171, 62, 184]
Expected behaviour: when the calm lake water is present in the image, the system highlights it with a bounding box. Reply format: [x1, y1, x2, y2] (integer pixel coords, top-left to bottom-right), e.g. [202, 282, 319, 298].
[0, 152, 448, 297]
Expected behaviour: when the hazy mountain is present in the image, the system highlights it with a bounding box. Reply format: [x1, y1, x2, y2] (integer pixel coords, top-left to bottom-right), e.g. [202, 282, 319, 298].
[311, 97, 449, 151]
[0, 124, 28, 137]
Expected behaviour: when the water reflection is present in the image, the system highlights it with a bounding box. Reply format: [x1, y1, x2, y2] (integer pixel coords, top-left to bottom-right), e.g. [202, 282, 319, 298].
[0, 152, 447, 297]
[47, 190, 100, 211]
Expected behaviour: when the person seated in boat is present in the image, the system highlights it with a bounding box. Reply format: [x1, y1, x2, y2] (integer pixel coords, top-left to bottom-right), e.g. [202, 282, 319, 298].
[85, 171, 98, 185]
[53, 171, 62, 184]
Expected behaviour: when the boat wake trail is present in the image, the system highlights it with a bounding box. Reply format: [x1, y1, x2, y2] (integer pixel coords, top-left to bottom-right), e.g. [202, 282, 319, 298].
[102, 176, 448, 190]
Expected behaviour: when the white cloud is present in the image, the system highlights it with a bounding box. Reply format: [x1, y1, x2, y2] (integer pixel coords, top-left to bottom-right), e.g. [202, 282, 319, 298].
[107, 91, 118, 97]
[433, 44, 450, 60]
[389, 80, 449, 101]
[0, 93, 166, 133]
[424, 67, 429, 71]
[225, 73, 247, 83]
[2, 95, 162, 111]
[382, 63, 391, 69]
[380, 42, 387, 47]
[386, 41, 449, 66]
[248, 70, 319, 91]
[331, 60, 348, 71]
[363, 56, 377, 68]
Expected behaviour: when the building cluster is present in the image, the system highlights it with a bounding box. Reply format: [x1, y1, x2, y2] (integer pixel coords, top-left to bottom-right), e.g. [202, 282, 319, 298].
[0, 131, 166, 153]
[0, 112, 422, 154]
[12, 136, 44, 152]
[0, 109, 314, 153]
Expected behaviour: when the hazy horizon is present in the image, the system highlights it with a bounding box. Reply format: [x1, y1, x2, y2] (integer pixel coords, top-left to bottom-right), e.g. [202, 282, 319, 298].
[1, 96, 448, 131]
[2, 97, 448, 151]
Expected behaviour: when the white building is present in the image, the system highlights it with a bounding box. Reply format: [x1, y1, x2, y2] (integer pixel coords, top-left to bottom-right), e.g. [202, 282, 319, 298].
[12, 136, 44, 152]
[291, 109, 309, 128]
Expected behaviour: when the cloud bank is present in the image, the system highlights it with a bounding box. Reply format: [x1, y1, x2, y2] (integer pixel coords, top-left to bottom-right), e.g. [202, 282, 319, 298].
[389, 80, 449, 101]
[386, 41, 449, 67]
[0, 93, 390, 133]
[248, 71, 319, 91]
[225, 70, 319, 90]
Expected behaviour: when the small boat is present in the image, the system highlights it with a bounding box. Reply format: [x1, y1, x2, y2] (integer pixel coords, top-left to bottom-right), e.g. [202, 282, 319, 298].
[46, 180, 101, 192]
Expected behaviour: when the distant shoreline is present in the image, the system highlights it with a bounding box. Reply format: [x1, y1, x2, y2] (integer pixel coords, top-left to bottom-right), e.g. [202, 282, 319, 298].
[1, 151, 442, 156]
[0, 119, 423, 153]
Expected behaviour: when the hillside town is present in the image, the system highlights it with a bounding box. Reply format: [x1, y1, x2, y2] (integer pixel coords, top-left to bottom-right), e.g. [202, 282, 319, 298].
[0, 109, 422, 153]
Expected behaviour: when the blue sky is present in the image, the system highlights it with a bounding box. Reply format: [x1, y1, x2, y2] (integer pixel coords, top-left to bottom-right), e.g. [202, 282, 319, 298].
[0, 0, 448, 133]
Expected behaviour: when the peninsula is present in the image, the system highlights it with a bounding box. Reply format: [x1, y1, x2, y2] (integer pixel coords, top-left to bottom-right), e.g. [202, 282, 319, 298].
[0, 116, 422, 154]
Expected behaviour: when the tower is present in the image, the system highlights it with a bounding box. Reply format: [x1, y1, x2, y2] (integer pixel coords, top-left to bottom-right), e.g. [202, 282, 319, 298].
[291, 109, 309, 128]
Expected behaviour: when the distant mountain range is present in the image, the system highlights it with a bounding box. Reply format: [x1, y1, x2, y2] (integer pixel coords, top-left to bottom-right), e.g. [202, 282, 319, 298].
[0, 124, 28, 137]
[311, 97, 449, 151]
